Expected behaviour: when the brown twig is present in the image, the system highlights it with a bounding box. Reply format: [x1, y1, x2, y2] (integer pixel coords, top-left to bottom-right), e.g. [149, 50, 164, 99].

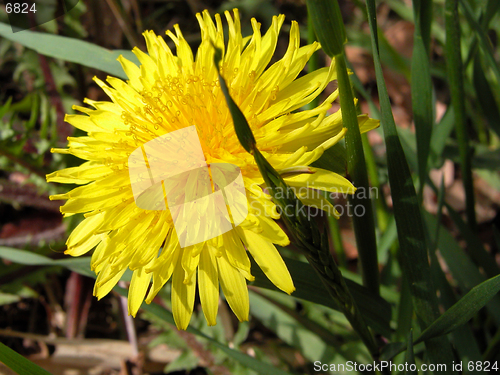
[0, 223, 66, 247]
[118, 281, 139, 357]
[104, 0, 142, 49]
[0, 149, 47, 179]
[127, 0, 143, 35]
[65, 273, 93, 339]
[0, 180, 62, 212]
[175, 329, 232, 375]
[37, 53, 72, 142]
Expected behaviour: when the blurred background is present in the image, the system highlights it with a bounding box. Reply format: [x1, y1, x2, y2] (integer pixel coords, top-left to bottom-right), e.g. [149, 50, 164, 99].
[0, 0, 499, 374]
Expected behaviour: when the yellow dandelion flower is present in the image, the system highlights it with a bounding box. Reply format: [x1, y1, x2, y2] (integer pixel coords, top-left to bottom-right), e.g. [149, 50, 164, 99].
[47, 9, 378, 330]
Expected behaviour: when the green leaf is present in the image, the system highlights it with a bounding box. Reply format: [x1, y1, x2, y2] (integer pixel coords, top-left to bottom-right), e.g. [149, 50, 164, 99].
[249, 291, 344, 363]
[0, 250, 372, 370]
[306, 0, 346, 57]
[405, 330, 417, 375]
[249, 289, 373, 366]
[0, 247, 57, 265]
[411, 2, 434, 196]
[0, 22, 139, 79]
[459, 0, 500, 87]
[472, 55, 500, 138]
[395, 277, 413, 342]
[364, 0, 455, 365]
[423, 211, 500, 326]
[428, 226, 483, 368]
[0, 292, 21, 305]
[250, 256, 392, 336]
[445, 0, 477, 230]
[335, 52, 380, 296]
[163, 350, 199, 373]
[415, 274, 500, 344]
[114, 287, 293, 375]
[311, 142, 347, 176]
[0, 97, 12, 118]
[0, 342, 52, 375]
[213, 46, 256, 153]
[232, 321, 250, 348]
[380, 342, 407, 361]
[445, 202, 500, 279]
[429, 107, 454, 168]
[0, 247, 95, 277]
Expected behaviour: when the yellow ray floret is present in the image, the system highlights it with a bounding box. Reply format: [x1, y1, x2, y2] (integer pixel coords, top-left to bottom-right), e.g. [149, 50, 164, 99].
[47, 9, 379, 329]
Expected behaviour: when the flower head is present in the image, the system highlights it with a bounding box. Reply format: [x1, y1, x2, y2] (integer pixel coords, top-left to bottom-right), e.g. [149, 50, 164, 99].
[47, 9, 378, 329]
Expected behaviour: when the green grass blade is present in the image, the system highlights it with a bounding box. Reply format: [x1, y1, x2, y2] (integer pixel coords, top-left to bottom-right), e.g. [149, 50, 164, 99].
[411, 0, 434, 198]
[429, 107, 455, 167]
[445, 203, 500, 278]
[404, 330, 417, 375]
[0, 342, 52, 375]
[249, 291, 359, 363]
[459, 0, 500, 86]
[364, 0, 455, 367]
[0, 22, 138, 79]
[472, 55, 500, 138]
[0, 247, 57, 265]
[463, 0, 500, 73]
[308, 0, 380, 296]
[306, 0, 346, 57]
[362, 134, 390, 231]
[0, 246, 392, 336]
[429, 244, 483, 369]
[423, 211, 500, 326]
[483, 0, 500, 27]
[250, 256, 392, 336]
[311, 142, 347, 176]
[445, 0, 477, 231]
[306, 12, 320, 110]
[415, 274, 500, 344]
[0, 97, 12, 118]
[0, 246, 293, 375]
[114, 287, 293, 375]
[425, 171, 500, 278]
[335, 53, 380, 296]
[0, 247, 100, 278]
[328, 211, 347, 267]
[427, 185, 483, 365]
[395, 277, 413, 342]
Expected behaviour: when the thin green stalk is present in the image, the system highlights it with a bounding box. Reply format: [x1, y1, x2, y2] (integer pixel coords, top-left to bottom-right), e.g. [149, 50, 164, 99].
[328, 213, 346, 267]
[362, 134, 389, 231]
[307, 13, 320, 110]
[411, 0, 434, 200]
[463, 0, 500, 69]
[460, 0, 500, 86]
[335, 52, 380, 296]
[483, 328, 500, 361]
[445, 0, 477, 231]
[306, 0, 379, 295]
